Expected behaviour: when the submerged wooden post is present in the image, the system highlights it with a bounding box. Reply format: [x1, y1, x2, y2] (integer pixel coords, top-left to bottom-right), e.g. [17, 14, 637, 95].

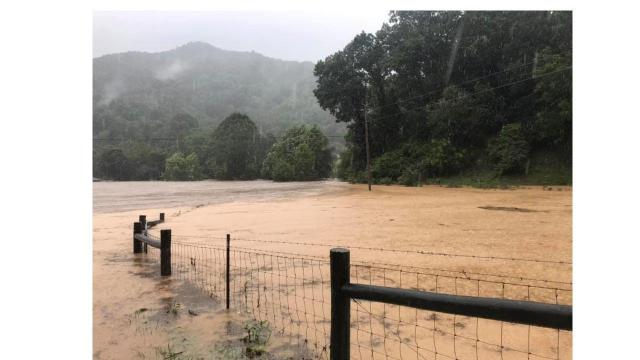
[330, 248, 351, 360]
[160, 229, 171, 276]
[226, 234, 231, 309]
[139, 215, 147, 253]
[133, 222, 143, 253]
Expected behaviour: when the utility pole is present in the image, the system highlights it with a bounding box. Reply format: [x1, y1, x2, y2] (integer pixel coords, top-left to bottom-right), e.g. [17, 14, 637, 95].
[364, 85, 372, 191]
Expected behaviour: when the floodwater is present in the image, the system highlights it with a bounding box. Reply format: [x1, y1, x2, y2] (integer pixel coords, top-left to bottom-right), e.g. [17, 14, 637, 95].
[93, 181, 572, 359]
[93, 180, 350, 213]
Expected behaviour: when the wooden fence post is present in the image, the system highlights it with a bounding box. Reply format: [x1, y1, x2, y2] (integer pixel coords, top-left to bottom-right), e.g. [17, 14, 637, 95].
[160, 229, 171, 276]
[133, 222, 143, 253]
[160, 212, 165, 222]
[226, 233, 230, 310]
[330, 248, 351, 360]
[139, 215, 147, 253]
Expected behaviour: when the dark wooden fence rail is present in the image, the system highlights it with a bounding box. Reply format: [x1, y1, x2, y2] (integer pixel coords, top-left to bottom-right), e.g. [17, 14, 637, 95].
[131, 214, 232, 307]
[329, 248, 573, 360]
[132, 213, 170, 276]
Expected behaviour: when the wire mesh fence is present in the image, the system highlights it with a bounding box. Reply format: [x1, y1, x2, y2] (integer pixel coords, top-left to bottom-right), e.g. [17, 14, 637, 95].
[348, 263, 571, 360]
[137, 229, 572, 360]
[167, 239, 332, 358]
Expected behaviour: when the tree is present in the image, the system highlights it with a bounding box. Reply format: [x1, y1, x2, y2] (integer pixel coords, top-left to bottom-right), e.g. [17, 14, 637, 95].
[262, 125, 333, 181]
[96, 147, 133, 180]
[167, 113, 199, 152]
[315, 11, 572, 184]
[527, 51, 572, 154]
[426, 85, 498, 149]
[488, 123, 529, 175]
[207, 113, 262, 180]
[163, 152, 201, 181]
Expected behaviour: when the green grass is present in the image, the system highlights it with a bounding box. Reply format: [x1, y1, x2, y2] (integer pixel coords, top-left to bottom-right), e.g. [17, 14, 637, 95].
[243, 320, 272, 358]
[431, 152, 572, 188]
[352, 150, 573, 189]
[212, 320, 275, 359]
[426, 170, 571, 189]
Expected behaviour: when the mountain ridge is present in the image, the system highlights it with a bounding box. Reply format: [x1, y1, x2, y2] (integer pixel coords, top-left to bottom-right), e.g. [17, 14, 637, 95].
[94, 41, 316, 66]
[93, 41, 345, 146]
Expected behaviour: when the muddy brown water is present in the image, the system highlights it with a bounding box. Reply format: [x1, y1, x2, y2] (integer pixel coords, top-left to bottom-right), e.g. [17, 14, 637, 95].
[93, 180, 350, 213]
[93, 180, 572, 359]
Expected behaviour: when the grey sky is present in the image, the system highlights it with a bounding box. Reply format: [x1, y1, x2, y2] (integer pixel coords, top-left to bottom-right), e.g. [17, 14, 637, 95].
[93, 11, 390, 62]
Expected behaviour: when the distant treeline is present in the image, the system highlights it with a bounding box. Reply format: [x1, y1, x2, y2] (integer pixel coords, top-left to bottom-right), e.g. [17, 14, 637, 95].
[314, 11, 572, 186]
[93, 113, 333, 182]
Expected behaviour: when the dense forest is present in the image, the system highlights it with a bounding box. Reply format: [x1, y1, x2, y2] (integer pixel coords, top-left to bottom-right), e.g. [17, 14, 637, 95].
[315, 11, 572, 186]
[95, 112, 333, 181]
[94, 11, 572, 186]
[93, 42, 344, 180]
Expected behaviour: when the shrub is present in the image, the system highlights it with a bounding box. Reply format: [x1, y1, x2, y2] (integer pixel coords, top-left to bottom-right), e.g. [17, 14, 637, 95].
[488, 123, 529, 176]
[163, 152, 201, 180]
[371, 140, 465, 184]
[334, 149, 353, 180]
[372, 150, 409, 181]
[417, 139, 465, 177]
[377, 177, 393, 185]
[398, 167, 419, 186]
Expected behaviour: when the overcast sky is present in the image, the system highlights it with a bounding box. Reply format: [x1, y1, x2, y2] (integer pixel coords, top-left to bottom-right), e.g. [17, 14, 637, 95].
[93, 11, 390, 62]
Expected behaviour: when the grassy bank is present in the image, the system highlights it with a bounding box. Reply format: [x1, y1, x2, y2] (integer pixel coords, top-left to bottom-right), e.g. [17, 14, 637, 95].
[348, 151, 572, 189]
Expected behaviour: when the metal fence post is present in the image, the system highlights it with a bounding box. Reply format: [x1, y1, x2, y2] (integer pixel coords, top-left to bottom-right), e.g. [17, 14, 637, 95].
[160, 229, 171, 276]
[330, 248, 351, 360]
[226, 233, 230, 310]
[133, 222, 143, 253]
[139, 215, 147, 253]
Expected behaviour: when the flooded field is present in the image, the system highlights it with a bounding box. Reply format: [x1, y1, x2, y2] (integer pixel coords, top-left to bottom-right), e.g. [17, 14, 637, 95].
[93, 181, 572, 359]
[93, 180, 350, 213]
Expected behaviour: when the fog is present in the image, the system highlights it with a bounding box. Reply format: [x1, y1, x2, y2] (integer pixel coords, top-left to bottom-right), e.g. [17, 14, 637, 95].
[93, 10, 389, 61]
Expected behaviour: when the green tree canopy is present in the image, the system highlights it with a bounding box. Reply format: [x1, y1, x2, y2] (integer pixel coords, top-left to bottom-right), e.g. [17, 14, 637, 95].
[167, 113, 199, 152]
[488, 123, 529, 176]
[262, 125, 333, 181]
[163, 152, 201, 181]
[315, 11, 572, 185]
[207, 113, 262, 180]
[96, 147, 133, 180]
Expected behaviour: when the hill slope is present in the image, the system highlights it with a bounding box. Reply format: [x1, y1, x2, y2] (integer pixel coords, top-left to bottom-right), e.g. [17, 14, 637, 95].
[93, 42, 345, 144]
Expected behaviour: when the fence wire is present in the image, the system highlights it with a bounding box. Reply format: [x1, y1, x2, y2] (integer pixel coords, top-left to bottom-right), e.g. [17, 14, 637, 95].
[349, 263, 572, 360]
[177, 235, 572, 266]
[136, 233, 571, 360]
[168, 240, 332, 358]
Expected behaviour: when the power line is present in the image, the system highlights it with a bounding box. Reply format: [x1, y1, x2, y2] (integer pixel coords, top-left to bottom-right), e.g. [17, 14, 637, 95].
[93, 56, 570, 145]
[371, 51, 571, 112]
[368, 65, 571, 124]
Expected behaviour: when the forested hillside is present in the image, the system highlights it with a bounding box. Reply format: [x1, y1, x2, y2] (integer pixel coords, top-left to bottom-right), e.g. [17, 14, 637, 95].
[93, 42, 345, 180]
[315, 11, 572, 186]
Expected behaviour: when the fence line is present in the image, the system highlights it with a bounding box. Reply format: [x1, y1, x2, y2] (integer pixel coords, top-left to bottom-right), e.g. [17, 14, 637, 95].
[131, 213, 572, 359]
[332, 248, 572, 360]
[175, 235, 572, 266]
[168, 236, 572, 291]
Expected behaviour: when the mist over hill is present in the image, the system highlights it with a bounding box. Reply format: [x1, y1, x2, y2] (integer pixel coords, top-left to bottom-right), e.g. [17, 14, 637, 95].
[93, 42, 345, 145]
